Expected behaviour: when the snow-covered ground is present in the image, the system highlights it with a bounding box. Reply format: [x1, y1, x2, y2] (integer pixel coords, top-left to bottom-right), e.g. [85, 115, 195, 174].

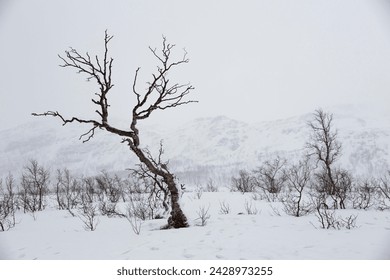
[1, 192, 389, 260]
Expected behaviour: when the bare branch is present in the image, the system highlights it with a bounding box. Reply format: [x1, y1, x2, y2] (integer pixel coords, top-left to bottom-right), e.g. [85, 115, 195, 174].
[32, 111, 102, 142]
[131, 37, 197, 130]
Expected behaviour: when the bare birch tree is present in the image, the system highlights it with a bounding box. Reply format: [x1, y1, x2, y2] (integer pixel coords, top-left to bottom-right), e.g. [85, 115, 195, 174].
[306, 109, 341, 196]
[33, 31, 196, 228]
[306, 109, 353, 209]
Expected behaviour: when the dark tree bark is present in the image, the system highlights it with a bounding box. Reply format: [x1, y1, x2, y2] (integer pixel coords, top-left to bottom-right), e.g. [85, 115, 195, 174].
[33, 31, 196, 228]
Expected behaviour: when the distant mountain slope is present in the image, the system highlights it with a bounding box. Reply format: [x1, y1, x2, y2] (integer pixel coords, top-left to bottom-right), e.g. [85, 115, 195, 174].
[1, 110, 389, 183]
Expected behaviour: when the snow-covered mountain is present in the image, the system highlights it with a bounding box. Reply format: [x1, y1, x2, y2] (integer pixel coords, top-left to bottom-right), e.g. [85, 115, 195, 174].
[1, 109, 389, 184]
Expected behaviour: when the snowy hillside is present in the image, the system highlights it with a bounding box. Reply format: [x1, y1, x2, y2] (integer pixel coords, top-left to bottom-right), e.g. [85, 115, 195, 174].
[0, 109, 389, 182]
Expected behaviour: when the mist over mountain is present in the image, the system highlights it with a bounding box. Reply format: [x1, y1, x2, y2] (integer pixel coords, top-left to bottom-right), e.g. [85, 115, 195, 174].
[1, 108, 389, 185]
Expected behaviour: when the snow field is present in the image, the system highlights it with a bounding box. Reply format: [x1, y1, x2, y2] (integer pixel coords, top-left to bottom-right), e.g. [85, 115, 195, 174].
[1, 192, 389, 260]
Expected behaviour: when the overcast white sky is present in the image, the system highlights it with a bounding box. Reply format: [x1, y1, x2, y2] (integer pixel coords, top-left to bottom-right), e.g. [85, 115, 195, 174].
[1, 0, 390, 130]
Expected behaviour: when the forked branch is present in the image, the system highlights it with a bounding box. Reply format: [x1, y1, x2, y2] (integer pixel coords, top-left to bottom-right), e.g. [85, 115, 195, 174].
[131, 36, 197, 128]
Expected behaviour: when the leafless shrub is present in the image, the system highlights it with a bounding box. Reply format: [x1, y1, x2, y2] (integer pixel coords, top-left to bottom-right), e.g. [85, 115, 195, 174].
[313, 167, 353, 210]
[125, 191, 165, 221]
[19, 159, 50, 213]
[257, 189, 283, 203]
[78, 202, 99, 231]
[127, 215, 143, 235]
[99, 200, 125, 218]
[231, 170, 255, 193]
[377, 172, 390, 211]
[79, 190, 94, 213]
[124, 177, 146, 195]
[145, 190, 167, 219]
[314, 207, 357, 230]
[195, 205, 211, 226]
[282, 159, 314, 216]
[80, 177, 96, 203]
[206, 178, 218, 192]
[219, 201, 231, 214]
[253, 157, 287, 200]
[0, 174, 17, 231]
[351, 179, 377, 210]
[55, 168, 81, 216]
[332, 168, 353, 209]
[128, 195, 153, 220]
[314, 207, 336, 229]
[244, 200, 258, 215]
[313, 169, 333, 195]
[124, 204, 143, 235]
[78, 172, 129, 218]
[251, 191, 276, 201]
[312, 195, 358, 230]
[95, 171, 123, 203]
[96, 177, 124, 218]
[341, 214, 358, 230]
[282, 192, 314, 217]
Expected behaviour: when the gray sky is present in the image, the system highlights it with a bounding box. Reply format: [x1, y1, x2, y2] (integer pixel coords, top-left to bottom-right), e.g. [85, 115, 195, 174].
[1, 0, 390, 130]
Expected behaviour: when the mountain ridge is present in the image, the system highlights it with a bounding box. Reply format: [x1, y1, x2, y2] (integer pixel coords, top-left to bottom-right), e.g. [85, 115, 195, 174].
[1, 110, 389, 184]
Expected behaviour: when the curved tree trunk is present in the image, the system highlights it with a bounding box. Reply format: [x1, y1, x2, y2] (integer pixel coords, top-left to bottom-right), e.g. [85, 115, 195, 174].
[128, 141, 188, 228]
[164, 173, 188, 228]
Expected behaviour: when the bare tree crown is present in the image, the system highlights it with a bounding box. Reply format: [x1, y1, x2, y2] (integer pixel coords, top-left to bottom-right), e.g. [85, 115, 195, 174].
[32, 31, 196, 146]
[306, 109, 341, 166]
